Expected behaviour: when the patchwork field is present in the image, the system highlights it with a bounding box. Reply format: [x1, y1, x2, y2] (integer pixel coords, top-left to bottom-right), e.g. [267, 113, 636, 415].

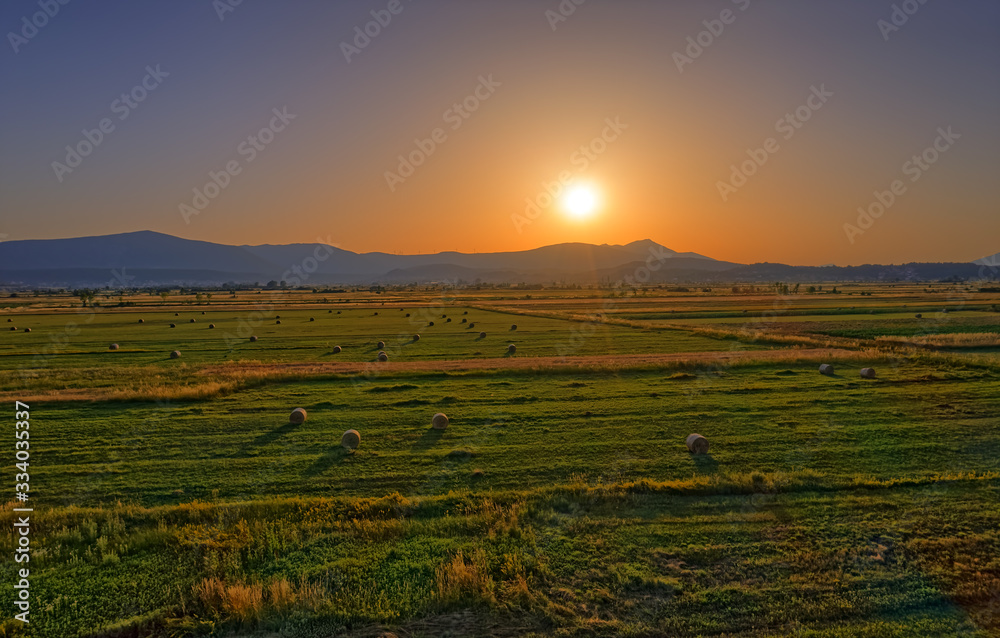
[1, 285, 998, 637]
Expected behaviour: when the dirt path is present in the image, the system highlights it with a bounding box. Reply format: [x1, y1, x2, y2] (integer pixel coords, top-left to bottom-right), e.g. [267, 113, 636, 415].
[197, 347, 859, 377]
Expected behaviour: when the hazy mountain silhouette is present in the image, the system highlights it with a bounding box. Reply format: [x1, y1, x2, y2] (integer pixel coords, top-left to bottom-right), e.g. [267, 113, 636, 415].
[0, 231, 994, 287]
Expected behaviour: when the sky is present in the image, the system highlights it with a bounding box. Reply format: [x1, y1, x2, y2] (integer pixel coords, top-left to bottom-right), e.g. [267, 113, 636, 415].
[1, 0, 998, 266]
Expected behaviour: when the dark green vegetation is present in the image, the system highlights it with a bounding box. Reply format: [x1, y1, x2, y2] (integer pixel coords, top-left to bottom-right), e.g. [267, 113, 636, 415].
[0, 284, 997, 637]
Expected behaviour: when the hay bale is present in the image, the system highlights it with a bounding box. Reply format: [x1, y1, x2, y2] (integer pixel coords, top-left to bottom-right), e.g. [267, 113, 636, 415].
[170, 323, 176, 328]
[201, 311, 206, 315]
[468, 323, 475, 329]
[138, 318, 144, 323]
[24, 328, 31, 333]
[461, 318, 467, 323]
[209, 323, 216, 329]
[373, 312, 379, 316]
[341, 429, 361, 449]
[510, 324, 517, 331]
[413, 334, 420, 341]
[190, 318, 196, 323]
[337, 310, 341, 314]
[170, 350, 181, 359]
[310, 317, 315, 322]
[276, 320, 281, 324]
[860, 367, 876, 379]
[250, 335, 258, 342]
[446, 318, 452, 323]
[819, 364, 834, 376]
[507, 344, 516, 354]
[463, 311, 468, 315]
[442, 314, 447, 318]
[332, 345, 342, 353]
[289, 408, 307, 424]
[109, 343, 120, 350]
[175, 313, 179, 317]
[479, 331, 486, 338]
[405, 313, 410, 318]
[428, 321, 434, 326]
[5, 318, 10, 322]
[686, 433, 709, 455]
[275, 315, 281, 319]
[377, 340, 385, 349]
[431, 412, 449, 429]
[9, 326, 15, 331]
[915, 313, 922, 319]
[328, 310, 333, 313]
[377, 351, 388, 362]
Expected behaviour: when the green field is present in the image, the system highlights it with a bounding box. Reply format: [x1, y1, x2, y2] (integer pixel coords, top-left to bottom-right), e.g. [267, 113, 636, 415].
[1, 286, 998, 637]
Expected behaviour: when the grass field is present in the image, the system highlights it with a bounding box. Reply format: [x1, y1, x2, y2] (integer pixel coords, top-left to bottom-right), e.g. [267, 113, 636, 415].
[1, 285, 998, 637]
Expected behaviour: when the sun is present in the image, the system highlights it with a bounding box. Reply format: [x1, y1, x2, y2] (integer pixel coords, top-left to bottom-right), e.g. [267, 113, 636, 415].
[562, 184, 599, 220]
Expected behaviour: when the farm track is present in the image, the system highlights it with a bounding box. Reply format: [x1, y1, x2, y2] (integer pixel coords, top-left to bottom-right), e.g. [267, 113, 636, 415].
[197, 347, 860, 376]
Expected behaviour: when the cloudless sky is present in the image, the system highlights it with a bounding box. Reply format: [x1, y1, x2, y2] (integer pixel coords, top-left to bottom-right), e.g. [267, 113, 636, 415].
[1, 0, 998, 265]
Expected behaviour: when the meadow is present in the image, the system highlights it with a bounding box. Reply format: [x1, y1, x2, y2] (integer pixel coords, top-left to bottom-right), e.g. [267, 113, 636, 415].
[1, 283, 998, 637]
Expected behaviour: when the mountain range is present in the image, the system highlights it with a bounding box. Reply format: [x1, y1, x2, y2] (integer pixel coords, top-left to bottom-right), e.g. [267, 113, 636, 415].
[0, 231, 995, 287]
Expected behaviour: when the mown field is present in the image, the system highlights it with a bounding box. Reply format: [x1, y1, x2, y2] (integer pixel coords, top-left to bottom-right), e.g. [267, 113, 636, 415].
[1, 285, 998, 637]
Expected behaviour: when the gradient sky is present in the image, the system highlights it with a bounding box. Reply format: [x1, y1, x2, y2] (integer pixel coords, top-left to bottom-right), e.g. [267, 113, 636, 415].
[1, 0, 998, 266]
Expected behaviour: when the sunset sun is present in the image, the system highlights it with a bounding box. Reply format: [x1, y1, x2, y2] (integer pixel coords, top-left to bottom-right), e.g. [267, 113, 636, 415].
[562, 184, 599, 220]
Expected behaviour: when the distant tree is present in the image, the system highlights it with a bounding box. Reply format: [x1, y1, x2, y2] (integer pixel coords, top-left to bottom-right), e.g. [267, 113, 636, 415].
[159, 291, 169, 304]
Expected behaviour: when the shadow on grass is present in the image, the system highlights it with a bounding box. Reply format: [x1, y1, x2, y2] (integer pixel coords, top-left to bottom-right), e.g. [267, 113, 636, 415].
[411, 427, 445, 452]
[304, 447, 351, 477]
[692, 454, 720, 475]
[232, 421, 300, 457]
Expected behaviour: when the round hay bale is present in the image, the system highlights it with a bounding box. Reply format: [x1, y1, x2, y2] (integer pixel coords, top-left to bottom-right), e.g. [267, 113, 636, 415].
[431, 412, 449, 429]
[377, 340, 386, 349]
[468, 323, 475, 329]
[23, 328, 31, 333]
[276, 320, 281, 324]
[209, 323, 215, 329]
[341, 429, 361, 449]
[507, 343, 516, 354]
[201, 311, 206, 315]
[915, 313, 922, 319]
[860, 367, 876, 379]
[9, 326, 15, 331]
[175, 313, 179, 317]
[442, 314, 447, 318]
[461, 318, 467, 323]
[310, 317, 315, 322]
[289, 408, 307, 424]
[377, 351, 388, 362]
[686, 433, 709, 454]
[169, 323, 176, 328]
[405, 313, 410, 317]
[413, 334, 420, 341]
[479, 331, 486, 338]
[170, 350, 181, 359]
[942, 308, 949, 314]
[275, 315, 281, 319]
[328, 310, 333, 313]
[250, 335, 258, 342]
[332, 345, 342, 353]
[5, 318, 10, 322]
[138, 318, 144, 323]
[109, 343, 120, 350]
[446, 317, 452, 323]
[463, 311, 468, 315]
[428, 321, 435, 327]
[337, 311, 342, 314]
[819, 364, 834, 376]
[510, 324, 517, 331]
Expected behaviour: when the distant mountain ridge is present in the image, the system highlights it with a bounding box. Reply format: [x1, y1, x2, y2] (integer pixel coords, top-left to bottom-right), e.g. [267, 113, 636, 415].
[0, 231, 995, 287]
